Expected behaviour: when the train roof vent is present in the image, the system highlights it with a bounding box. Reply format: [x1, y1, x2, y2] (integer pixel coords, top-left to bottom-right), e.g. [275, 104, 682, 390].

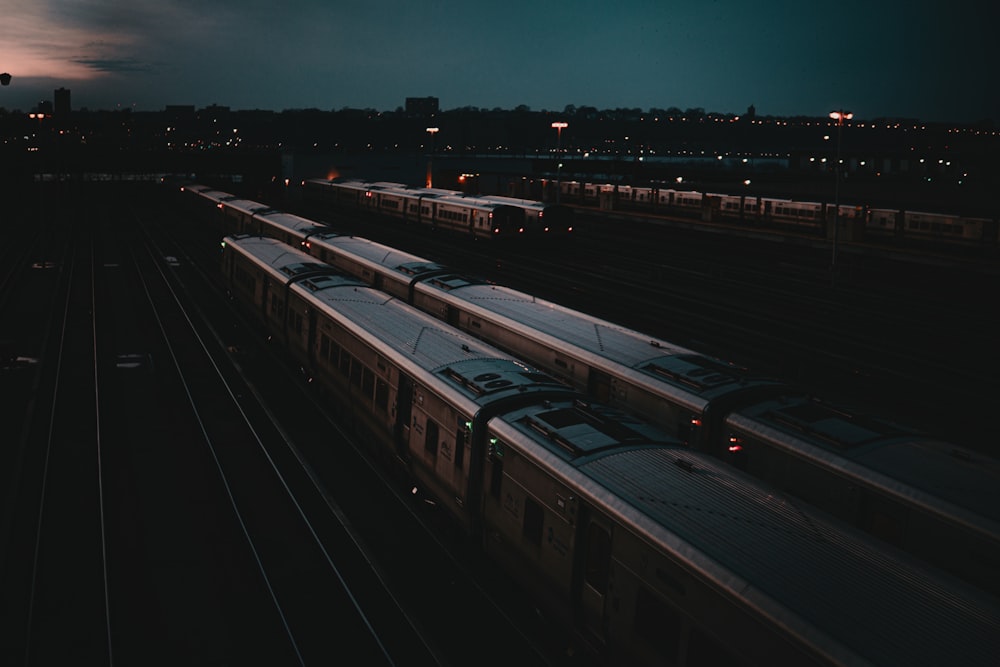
[644, 353, 768, 391]
[397, 261, 449, 276]
[426, 274, 483, 291]
[767, 399, 910, 451]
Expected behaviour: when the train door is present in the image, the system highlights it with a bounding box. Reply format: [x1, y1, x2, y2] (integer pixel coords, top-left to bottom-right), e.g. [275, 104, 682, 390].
[573, 506, 614, 645]
[259, 276, 271, 320]
[306, 308, 318, 362]
[393, 374, 414, 462]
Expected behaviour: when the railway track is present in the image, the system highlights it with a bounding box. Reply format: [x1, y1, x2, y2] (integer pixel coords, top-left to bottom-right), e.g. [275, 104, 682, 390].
[5, 186, 537, 665]
[139, 188, 596, 665]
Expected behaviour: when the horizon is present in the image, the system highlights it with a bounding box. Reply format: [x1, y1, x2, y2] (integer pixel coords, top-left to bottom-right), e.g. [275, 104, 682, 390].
[2, 86, 995, 127]
[1, 2, 995, 126]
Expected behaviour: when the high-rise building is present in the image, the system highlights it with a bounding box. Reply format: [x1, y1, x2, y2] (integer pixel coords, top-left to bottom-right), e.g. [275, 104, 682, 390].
[405, 97, 439, 117]
[54, 87, 71, 117]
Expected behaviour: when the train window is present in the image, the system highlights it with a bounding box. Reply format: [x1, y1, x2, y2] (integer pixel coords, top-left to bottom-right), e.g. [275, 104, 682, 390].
[425, 419, 439, 458]
[319, 334, 330, 359]
[375, 378, 388, 413]
[362, 367, 375, 399]
[339, 351, 351, 377]
[350, 359, 363, 387]
[523, 497, 543, 547]
[633, 586, 681, 659]
[584, 522, 611, 592]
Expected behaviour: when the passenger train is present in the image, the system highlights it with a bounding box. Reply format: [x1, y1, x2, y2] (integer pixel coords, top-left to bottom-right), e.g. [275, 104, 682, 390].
[182, 183, 1000, 598]
[219, 233, 999, 667]
[301, 178, 576, 239]
[558, 181, 999, 249]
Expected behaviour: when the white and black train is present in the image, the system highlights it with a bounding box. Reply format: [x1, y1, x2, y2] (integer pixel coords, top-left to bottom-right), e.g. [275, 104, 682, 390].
[183, 182, 1000, 601]
[557, 181, 999, 250]
[300, 178, 576, 240]
[219, 233, 998, 667]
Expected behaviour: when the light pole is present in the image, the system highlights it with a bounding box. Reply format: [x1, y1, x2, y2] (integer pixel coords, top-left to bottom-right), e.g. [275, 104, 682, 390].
[425, 127, 439, 188]
[829, 110, 852, 274]
[551, 121, 567, 203]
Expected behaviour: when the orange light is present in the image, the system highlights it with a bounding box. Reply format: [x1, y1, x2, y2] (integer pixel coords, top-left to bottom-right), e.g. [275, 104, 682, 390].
[728, 444, 743, 453]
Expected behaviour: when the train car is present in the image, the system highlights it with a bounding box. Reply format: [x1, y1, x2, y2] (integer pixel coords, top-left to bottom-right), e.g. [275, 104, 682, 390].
[218, 197, 277, 235]
[300, 232, 453, 302]
[554, 180, 1000, 250]
[220, 235, 1000, 667]
[724, 392, 1000, 596]
[488, 409, 999, 667]
[252, 210, 329, 248]
[477, 194, 576, 235]
[902, 210, 998, 245]
[220, 234, 579, 532]
[866, 207, 903, 239]
[402, 275, 788, 446]
[401, 193, 526, 240]
[181, 184, 237, 209]
[763, 198, 822, 228]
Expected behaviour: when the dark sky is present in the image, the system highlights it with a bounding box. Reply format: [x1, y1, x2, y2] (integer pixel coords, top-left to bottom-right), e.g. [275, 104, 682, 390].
[2, 0, 996, 122]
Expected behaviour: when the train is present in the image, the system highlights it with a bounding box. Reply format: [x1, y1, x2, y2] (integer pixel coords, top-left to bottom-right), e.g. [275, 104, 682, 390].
[181, 182, 1000, 599]
[218, 232, 999, 666]
[301, 178, 576, 240]
[557, 180, 1000, 249]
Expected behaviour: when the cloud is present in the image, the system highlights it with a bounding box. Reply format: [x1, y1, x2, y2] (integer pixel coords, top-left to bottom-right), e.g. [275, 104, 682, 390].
[73, 57, 156, 74]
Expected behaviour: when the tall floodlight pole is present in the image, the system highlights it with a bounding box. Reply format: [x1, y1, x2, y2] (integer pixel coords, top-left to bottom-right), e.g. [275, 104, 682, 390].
[426, 127, 439, 188]
[829, 110, 852, 275]
[551, 121, 567, 203]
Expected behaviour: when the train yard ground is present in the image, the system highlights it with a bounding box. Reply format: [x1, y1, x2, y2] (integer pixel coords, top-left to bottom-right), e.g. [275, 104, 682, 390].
[0, 181, 595, 666]
[2, 177, 998, 665]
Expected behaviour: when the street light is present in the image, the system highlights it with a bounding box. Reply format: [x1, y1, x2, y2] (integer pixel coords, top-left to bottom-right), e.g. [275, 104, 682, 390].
[0, 72, 11, 86]
[425, 127, 439, 188]
[829, 109, 852, 275]
[551, 121, 568, 203]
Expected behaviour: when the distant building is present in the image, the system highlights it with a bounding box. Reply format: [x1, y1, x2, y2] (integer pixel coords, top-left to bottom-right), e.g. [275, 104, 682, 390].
[406, 97, 439, 117]
[54, 88, 71, 117]
[36, 100, 54, 115]
[165, 105, 196, 119]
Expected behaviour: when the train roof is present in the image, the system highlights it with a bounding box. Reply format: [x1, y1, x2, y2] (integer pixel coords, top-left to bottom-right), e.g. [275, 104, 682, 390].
[222, 236, 364, 289]
[287, 282, 570, 407]
[308, 234, 451, 280]
[219, 235, 573, 406]
[255, 210, 328, 235]
[496, 397, 679, 461]
[727, 395, 1000, 528]
[221, 198, 275, 215]
[187, 187, 236, 204]
[488, 417, 1000, 665]
[414, 278, 783, 409]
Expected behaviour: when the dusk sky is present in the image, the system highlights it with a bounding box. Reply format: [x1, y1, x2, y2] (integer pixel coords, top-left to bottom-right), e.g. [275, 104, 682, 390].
[1, 1, 995, 122]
